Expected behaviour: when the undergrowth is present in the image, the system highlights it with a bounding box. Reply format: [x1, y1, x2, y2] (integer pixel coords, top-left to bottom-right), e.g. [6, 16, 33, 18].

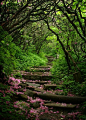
[0, 26, 47, 75]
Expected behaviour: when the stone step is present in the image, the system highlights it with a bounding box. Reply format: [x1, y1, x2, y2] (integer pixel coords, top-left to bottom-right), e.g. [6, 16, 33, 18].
[22, 75, 53, 80]
[44, 103, 76, 109]
[47, 63, 53, 65]
[43, 84, 63, 90]
[18, 94, 28, 101]
[30, 67, 51, 72]
[25, 80, 51, 85]
[23, 72, 51, 75]
[35, 81, 51, 85]
[26, 86, 45, 93]
[34, 88, 45, 93]
[37, 93, 86, 104]
[25, 89, 37, 97]
[26, 82, 40, 88]
[22, 71, 52, 80]
[32, 66, 51, 68]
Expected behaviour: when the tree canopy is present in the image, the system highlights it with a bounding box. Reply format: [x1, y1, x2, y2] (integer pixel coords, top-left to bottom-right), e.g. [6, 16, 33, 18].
[0, 0, 86, 79]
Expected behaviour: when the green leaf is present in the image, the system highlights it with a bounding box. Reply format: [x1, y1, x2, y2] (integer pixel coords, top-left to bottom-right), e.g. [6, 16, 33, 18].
[1, 40, 5, 44]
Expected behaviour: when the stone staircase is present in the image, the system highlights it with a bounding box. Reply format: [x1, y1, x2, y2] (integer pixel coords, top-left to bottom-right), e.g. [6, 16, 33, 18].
[11, 56, 85, 120]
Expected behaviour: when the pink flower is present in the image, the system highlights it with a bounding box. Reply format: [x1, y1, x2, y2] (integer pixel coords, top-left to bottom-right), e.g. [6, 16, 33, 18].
[30, 108, 37, 114]
[16, 92, 24, 95]
[53, 112, 56, 113]
[70, 29, 73, 31]
[27, 114, 30, 119]
[56, 111, 59, 113]
[40, 112, 44, 115]
[50, 110, 53, 113]
[61, 103, 67, 106]
[6, 101, 10, 104]
[22, 79, 26, 82]
[26, 40, 28, 43]
[28, 7, 32, 9]
[75, 42, 77, 44]
[3, 93, 5, 97]
[18, 0, 21, 2]
[23, 89, 26, 92]
[1, 2, 3, 5]
[5, 90, 11, 93]
[25, 109, 28, 115]
[14, 105, 18, 108]
[30, 99, 36, 103]
[36, 118, 39, 120]
[60, 115, 65, 118]
[0, 90, 4, 93]
[16, 79, 20, 84]
[9, 111, 12, 113]
[76, 104, 80, 108]
[59, 31, 62, 33]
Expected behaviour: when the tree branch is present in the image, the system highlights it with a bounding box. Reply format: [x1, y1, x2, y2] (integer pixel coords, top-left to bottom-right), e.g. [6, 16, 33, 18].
[56, 5, 86, 42]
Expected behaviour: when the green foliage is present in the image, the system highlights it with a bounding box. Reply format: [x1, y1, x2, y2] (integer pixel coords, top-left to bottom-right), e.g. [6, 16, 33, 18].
[0, 83, 9, 90]
[39, 51, 48, 62]
[51, 54, 68, 79]
[13, 72, 22, 78]
[0, 26, 17, 74]
[77, 59, 86, 79]
[65, 81, 86, 96]
[15, 51, 47, 71]
[79, 101, 86, 120]
[79, 115, 86, 120]
[0, 26, 47, 75]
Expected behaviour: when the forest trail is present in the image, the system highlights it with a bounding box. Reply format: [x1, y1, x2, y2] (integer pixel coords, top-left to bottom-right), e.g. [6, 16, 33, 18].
[12, 56, 85, 120]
